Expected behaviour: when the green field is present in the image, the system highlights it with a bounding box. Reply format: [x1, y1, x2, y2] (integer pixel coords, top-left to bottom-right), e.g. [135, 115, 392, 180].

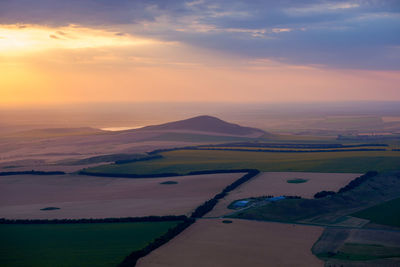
[0, 221, 179, 267]
[230, 172, 400, 226]
[85, 149, 400, 175]
[352, 197, 400, 227]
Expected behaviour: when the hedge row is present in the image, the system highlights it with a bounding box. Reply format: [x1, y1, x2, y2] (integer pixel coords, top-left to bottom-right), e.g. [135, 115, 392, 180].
[79, 170, 181, 178]
[80, 169, 256, 179]
[118, 217, 195, 267]
[0, 215, 188, 225]
[190, 170, 260, 218]
[0, 170, 65, 176]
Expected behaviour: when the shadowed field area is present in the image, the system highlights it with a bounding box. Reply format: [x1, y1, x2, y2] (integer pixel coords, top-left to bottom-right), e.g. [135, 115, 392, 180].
[352, 197, 400, 228]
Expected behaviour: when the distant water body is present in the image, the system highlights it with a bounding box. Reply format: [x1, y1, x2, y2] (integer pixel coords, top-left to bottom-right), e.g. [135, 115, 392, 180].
[100, 126, 144, 131]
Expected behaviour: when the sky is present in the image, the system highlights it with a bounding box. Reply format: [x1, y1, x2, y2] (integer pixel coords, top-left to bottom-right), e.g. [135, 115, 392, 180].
[0, 0, 399, 106]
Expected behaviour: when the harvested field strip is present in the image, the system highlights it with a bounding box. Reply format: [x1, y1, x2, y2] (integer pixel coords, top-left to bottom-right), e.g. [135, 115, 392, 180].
[137, 219, 324, 267]
[0, 221, 179, 267]
[0, 173, 243, 219]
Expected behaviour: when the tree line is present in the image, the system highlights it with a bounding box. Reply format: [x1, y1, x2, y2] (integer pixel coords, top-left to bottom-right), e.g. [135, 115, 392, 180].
[314, 171, 379, 199]
[190, 170, 260, 218]
[80, 168, 258, 179]
[118, 169, 260, 266]
[0, 215, 188, 225]
[0, 170, 65, 176]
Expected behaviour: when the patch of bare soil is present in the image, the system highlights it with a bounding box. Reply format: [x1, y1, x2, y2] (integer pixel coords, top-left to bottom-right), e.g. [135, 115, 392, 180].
[137, 219, 324, 267]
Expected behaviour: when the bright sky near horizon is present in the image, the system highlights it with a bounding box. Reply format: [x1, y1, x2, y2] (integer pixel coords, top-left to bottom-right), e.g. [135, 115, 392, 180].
[0, 0, 399, 106]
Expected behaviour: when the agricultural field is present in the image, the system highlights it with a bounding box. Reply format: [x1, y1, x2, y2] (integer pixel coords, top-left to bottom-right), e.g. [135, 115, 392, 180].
[0, 221, 179, 267]
[229, 172, 400, 226]
[207, 172, 360, 217]
[85, 149, 400, 176]
[352, 197, 400, 228]
[137, 219, 324, 267]
[0, 173, 243, 219]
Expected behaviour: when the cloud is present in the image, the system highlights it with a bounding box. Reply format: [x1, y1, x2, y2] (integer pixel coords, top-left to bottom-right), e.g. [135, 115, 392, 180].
[0, 24, 160, 55]
[0, 0, 399, 70]
[285, 2, 360, 15]
[49, 34, 60, 39]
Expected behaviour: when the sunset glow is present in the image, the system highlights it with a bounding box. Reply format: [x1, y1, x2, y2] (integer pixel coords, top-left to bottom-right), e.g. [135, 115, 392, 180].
[0, 24, 154, 54]
[0, 1, 399, 106]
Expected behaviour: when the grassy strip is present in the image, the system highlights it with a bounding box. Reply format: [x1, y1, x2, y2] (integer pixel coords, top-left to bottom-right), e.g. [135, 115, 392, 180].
[0, 170, 65, 176]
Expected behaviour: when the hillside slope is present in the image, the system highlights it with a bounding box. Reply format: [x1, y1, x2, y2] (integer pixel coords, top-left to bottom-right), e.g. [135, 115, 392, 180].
[139, 115, 266, 137]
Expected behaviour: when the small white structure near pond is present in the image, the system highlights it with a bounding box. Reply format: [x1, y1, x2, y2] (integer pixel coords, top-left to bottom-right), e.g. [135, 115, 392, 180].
[233, 200, 250, 208]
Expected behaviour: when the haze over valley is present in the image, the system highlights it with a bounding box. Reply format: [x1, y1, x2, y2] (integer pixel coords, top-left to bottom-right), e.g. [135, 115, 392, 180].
[1, 0, 400, 266]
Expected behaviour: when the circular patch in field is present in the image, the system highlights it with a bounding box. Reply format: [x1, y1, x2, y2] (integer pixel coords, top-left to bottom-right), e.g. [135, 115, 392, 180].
[286, 178, 308, 184]
[40, 207, 60, 211]
[159, 181, 178, 185]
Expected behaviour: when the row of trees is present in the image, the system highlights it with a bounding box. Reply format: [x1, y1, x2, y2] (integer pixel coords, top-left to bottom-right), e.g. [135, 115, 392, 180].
[118, 169, 260, 266]
[0, 170, 65, 176]
[118, 217, 195, 267]
[0, 215, 188, 225]
[80, 168, 258, 179]
[191, 170, 260, 218]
